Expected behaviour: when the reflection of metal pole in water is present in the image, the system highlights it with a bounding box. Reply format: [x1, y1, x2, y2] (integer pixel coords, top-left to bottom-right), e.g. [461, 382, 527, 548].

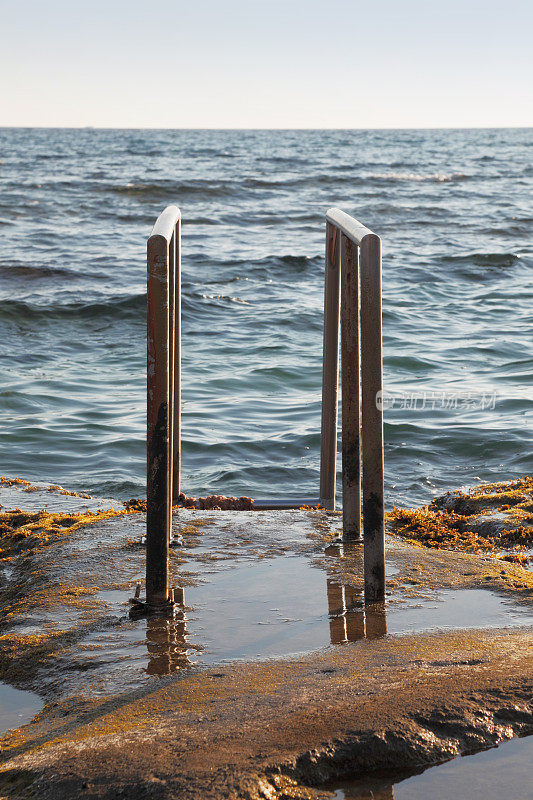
[326, 579, 348, 644]
[325, 542, 385, 644]
[145, 611, 189, 676]
[325, 540, 348, 643]
[342, 782, 395, 800]
[344, 584, 365, 641]
[364, 602, 387, 640]
[341, 541, 366, 640]
[325, 542, 365, 644]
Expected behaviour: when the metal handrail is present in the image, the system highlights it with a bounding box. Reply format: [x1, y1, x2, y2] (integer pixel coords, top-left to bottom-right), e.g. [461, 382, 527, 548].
[320, 208, 384, 601]
[151, 204, 181, 241]
[144, 205, 384, 607]
[146, 206, 181, 607]
[325, 208, 375, 245]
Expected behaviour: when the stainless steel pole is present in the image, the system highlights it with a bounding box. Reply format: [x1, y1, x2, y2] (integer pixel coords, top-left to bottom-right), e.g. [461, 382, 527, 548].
[146, 233, 171, 606]
[360, 233, 385, 602]
[319, 222, 341, 510]
[168, 228, 176, 541]
[172, 219, 181, 499]
[340, 233, 361, 540]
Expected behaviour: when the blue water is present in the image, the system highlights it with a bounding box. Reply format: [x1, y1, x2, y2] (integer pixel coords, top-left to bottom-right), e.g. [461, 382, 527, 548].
[0, 128, 531, 506]
[331, 735, 532, 799]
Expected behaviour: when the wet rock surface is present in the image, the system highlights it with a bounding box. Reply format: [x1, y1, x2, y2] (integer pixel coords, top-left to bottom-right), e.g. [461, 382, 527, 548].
[0, 478, 531, 798]
[0, 629, 531, 799]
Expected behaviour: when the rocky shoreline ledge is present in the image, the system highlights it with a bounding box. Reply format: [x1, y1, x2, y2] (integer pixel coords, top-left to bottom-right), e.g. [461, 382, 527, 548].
[1, 628, 531, 800]
[0, 477, 531, 798]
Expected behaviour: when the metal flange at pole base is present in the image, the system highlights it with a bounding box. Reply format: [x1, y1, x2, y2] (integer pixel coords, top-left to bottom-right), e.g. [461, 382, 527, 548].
[129, 585, 185, 619]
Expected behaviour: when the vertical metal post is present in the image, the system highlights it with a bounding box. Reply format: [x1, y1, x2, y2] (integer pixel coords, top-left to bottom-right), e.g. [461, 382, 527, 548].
[146, 233, 170, 606]
[168, 229, 176, 541]
[319, 222, 341, 510]
[340, 234, 361, 540]
[172, 219, 181, 499]
[360, 234, 385, 602]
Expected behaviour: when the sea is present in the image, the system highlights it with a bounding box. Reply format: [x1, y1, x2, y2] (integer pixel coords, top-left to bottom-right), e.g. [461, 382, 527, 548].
[0, 128, 531, 508]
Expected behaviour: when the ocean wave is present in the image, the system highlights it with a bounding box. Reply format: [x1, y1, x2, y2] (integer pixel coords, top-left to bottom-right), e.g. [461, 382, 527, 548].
[103, 180, 236, 199]
[226, 211, 321, 226]
[244, 171, 471, 189]
[271, 254, 319, 269]
[0, 293, 145, 322]
[261, 155, 312, 166]
[188, 147, 237, 158]
[365, 171, 470, 183]
[187, 252, 322, 275]
[4, 171, 473, 206]
[441, 252, 521, 267]
[182, 291, 253, 315]
[185, 216, 223, 226]
[0, 263, 76, 280]
[199, 294, 250, 305]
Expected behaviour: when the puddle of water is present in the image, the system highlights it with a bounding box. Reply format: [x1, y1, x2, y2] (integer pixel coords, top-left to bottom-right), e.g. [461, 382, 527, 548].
[173, 562, 531, 661]
[0, 683, 43, 734]
[384, 588, 529, 635]
[3, 507, 532, 699]
[328, 734, 532, 799]
[72, 553, 531, 697]
[186, 557, 329, 659]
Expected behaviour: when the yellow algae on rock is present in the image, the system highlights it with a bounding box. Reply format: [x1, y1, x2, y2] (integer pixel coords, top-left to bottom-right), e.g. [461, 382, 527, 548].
[387, 476, 533, 567]
[0, 506, 141, 562]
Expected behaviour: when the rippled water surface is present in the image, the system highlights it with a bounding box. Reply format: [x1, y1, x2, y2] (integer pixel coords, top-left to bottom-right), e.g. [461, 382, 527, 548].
[0, 129, 531, 504]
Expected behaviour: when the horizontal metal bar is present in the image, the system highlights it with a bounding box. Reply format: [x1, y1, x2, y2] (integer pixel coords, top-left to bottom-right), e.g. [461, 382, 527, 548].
[252, 497, 322, 510]
[150, 205, 181, 243]
[326, 208, 376, 247]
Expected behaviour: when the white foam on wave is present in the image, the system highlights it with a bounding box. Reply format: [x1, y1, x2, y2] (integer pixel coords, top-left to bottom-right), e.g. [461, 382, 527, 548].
[367, 171, 468, 182]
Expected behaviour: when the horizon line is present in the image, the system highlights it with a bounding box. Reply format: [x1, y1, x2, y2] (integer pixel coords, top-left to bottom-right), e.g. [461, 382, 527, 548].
[0, 125, 531, 131]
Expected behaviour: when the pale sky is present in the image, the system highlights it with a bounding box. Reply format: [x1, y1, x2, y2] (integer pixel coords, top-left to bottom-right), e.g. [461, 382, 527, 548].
[1, 0, 531, 128]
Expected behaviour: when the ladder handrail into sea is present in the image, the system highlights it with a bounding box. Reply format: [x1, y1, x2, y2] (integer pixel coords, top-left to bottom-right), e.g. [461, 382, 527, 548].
[139, 205, 385, 614]
[146, 204, 181, 608]
[323, 208, 385, 603]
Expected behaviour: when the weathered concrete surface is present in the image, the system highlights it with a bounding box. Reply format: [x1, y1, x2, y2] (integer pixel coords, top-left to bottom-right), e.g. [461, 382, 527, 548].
[0, 627, 531, 799]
